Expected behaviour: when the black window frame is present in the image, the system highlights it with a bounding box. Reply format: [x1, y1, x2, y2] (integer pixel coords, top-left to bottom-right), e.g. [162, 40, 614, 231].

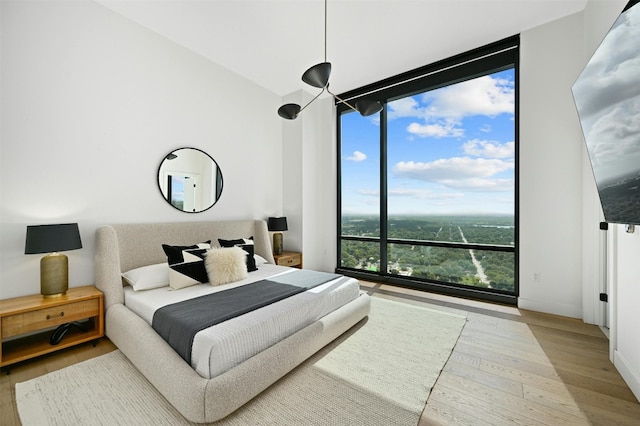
[336, 35, 519, 305]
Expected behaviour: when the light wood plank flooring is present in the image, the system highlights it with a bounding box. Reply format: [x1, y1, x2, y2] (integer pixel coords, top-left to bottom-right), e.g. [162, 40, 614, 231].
[358, 281, 640, 426]
[2, 282, 639, 425]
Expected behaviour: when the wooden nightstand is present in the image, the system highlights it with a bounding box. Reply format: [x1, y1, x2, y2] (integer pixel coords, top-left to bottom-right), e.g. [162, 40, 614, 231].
[273, 251, 303, 269]
[0, 285, 104, 370]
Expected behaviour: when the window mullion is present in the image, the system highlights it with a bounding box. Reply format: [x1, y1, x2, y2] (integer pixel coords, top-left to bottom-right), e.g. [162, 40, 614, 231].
[380, 105, 388, 274]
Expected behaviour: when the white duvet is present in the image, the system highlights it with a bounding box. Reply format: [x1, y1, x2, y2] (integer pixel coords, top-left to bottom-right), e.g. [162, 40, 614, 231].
[124, 265, 361, 379]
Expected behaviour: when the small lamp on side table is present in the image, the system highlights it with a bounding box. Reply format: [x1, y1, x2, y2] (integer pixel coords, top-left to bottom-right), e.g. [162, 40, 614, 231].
[25, 223, 83, 297]
[267, 217, 288, 255]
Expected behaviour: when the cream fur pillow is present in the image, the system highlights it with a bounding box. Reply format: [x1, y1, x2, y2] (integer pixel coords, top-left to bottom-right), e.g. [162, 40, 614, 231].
[205, 247, 248, 286]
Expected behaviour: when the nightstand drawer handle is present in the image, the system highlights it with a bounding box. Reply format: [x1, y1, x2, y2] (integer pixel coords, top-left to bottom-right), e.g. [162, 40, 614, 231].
[46, 312, 65, 320]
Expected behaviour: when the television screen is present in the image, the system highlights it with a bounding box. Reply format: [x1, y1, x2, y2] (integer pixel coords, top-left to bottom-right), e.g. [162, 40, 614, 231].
[572, 0, 640, 225]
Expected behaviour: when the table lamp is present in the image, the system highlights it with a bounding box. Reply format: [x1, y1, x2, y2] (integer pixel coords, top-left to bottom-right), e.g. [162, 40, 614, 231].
[267, 217, 288, 255]
[25, 223, 83, 297]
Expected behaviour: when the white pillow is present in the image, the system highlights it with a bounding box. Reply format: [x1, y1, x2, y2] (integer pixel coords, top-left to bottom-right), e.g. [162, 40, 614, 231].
[254, 253, 268, 266]
[122, 263, 170, 291]
[205, 247, 248, 286]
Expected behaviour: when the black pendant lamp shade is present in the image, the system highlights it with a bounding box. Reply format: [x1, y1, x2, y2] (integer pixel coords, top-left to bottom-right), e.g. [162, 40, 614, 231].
[355, 99, 384, 116]
[278, 62, 331, 120]
[278, 103, 302, 120]
[302, 62, 332, 88]
[277, 0, 382, 120]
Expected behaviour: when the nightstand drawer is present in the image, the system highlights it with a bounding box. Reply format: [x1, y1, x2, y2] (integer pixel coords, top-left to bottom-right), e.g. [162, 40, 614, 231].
[276, 252, 302, 267]
[1, 299, 99, 338]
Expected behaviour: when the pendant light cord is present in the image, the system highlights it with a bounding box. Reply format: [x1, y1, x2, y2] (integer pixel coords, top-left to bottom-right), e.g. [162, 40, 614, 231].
[324, 0, 327, 62]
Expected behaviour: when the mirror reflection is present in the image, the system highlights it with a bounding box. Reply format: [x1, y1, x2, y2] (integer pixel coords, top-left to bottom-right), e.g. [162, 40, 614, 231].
[158, 147, 223, 213]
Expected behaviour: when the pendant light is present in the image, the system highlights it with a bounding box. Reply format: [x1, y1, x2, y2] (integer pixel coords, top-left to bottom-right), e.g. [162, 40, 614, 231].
[277, 0, 382, 120]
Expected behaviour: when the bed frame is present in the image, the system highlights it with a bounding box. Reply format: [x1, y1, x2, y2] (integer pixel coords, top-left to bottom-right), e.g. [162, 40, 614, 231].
[94, 219, 370, 423]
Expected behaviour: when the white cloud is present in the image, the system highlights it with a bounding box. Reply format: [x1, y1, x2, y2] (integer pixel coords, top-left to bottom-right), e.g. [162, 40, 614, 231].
[357, 189, 379, 196]
[407, 121, 464, 138]
[439, 178, 514, 192]
[345, 150, 367, 162]
[463, 139, 515, 159]
[387, 97, 422, 120]
[389, 75, 514, 122]
[388, 188, 464, 200]
[392, 157, 514, 192]
[394, 157, 513, 179]
[422, 75, 514, 120]
[389, 74, 514, 139]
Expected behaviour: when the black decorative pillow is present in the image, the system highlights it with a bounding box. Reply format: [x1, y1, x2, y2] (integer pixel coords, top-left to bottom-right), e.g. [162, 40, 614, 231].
[218, 237, 257, 272]
[162, 241, 211, 289]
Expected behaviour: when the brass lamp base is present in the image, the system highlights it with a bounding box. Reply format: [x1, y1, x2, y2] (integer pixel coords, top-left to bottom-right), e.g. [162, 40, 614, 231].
[273, 232, 284, 255]
[41, 253, 69, 297]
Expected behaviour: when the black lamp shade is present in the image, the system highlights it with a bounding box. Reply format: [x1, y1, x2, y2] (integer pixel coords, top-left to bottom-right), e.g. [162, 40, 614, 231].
[302, 62, 331, 88]
[268, 217, 288, 232]
[25, 223, 83, 254]
[278, 103, 302, 120]
[356, 99, 383, 116]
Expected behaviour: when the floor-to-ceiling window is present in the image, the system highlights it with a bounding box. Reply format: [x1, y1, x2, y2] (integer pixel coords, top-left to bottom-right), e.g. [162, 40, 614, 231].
[337, 36, 518, 304]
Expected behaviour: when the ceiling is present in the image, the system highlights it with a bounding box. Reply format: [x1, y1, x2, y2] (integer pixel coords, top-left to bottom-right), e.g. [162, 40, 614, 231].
[97, 0, 588, 97]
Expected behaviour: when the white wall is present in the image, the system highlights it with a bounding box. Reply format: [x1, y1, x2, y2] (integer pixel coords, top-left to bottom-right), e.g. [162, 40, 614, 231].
[0, 0, 283, 299]
[517, 13, 586, 318]
[301, 96, 338, 271]
[281, 90, 305, 255]
[280, 92, 336, 272]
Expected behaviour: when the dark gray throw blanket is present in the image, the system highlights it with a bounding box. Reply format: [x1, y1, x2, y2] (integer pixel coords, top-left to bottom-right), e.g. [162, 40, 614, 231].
[152, 270, 341, 364]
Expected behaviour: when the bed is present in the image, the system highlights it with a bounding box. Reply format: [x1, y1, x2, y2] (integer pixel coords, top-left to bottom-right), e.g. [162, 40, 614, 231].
[94, 219, 370, 423]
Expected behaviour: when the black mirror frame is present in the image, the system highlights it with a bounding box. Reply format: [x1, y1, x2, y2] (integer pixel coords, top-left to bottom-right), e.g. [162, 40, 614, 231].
[157, 147, 223, 213]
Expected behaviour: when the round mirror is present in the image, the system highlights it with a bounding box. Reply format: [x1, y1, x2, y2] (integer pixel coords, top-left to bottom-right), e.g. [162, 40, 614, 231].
[157, 147, 223, 213]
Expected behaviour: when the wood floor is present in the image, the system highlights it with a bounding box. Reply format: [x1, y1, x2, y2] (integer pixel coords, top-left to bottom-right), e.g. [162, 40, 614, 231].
[358, 282, 640, 426]
[2, 282, 639, 425]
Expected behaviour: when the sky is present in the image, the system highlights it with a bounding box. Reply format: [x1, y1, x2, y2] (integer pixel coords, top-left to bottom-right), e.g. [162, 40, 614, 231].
[341, 69, 515, 216]
[572, 2, 640, 186]
[170, 176, 185, 205]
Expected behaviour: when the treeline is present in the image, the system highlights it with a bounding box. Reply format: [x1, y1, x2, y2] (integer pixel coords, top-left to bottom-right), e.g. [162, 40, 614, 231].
[341, 215, 515, 292]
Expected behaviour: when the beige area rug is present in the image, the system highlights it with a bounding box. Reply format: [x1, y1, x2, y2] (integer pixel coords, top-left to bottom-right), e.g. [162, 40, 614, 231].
[16, 297, 466, 425]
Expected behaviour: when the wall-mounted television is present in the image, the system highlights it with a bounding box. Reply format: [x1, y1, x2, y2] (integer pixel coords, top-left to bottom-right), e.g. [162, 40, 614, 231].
[572, 0, 640, 225]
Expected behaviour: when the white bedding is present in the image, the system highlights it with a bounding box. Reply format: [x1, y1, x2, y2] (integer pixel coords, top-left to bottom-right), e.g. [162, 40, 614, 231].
[124, 264, 361, 379]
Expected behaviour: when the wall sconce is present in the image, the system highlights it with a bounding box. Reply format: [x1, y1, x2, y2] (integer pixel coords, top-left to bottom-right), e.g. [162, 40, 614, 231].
[267, 217, 288, 255]
[25, 223, 83, 297]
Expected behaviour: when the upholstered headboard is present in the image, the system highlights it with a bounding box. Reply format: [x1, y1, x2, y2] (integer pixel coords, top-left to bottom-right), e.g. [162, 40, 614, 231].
[94, 220, 275, 310]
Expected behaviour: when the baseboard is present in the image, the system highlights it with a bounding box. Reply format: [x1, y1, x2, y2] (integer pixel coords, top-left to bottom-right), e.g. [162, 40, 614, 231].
[517, 297, 582, 319]
[614, 350, 640, 403]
